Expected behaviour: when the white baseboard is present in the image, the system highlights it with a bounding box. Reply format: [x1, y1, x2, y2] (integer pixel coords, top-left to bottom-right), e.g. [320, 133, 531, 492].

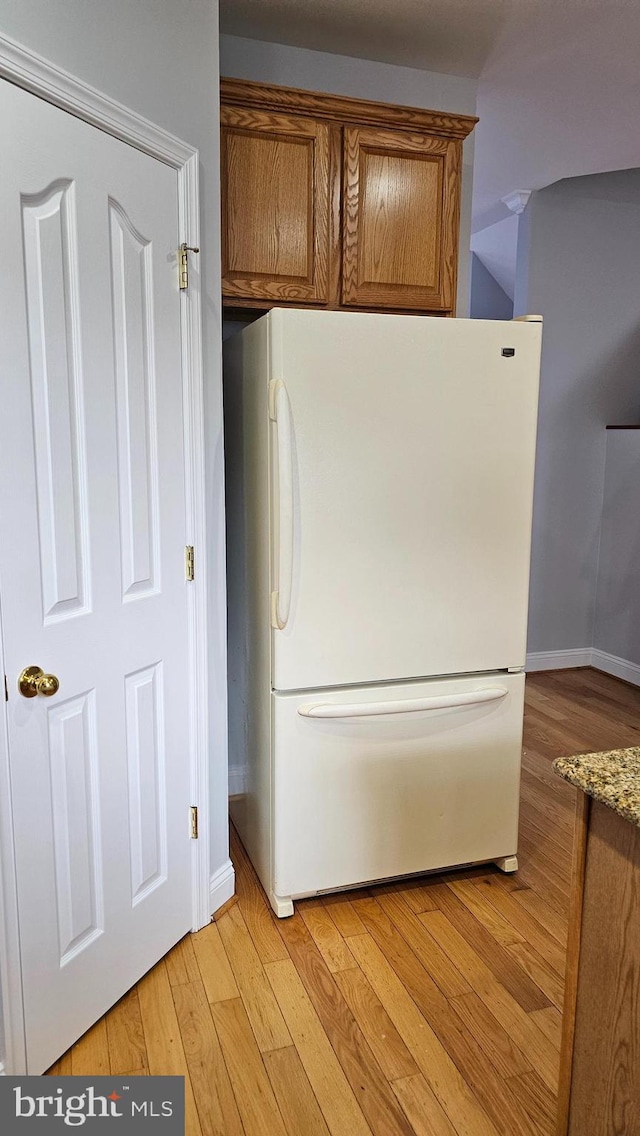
[209, 858, 235, 917]
[525, 646, 640, 688]
[591, 648, 640, 687]
[526, 648, 593, 671]
[228, 767, 246, 797]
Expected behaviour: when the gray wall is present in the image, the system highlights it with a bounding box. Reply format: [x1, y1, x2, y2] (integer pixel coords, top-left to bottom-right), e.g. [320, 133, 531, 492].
[594, 430, 640, 664]
[220, 34, 477, 317]
[0, 2, 229, 879]
[515, 169, 640, 655]
[469, 253, 513, 321]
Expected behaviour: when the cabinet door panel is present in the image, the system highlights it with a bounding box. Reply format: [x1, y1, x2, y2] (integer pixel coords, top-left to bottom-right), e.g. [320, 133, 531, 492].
[221, 107, 329, 303]
[342, 126, 461, 312]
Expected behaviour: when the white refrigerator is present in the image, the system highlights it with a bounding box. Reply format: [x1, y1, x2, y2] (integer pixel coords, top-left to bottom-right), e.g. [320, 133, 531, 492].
[224, 308, 542, 916]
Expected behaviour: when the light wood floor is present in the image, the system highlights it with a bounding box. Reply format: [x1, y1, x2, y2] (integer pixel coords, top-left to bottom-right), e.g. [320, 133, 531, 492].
[48, 668, 640, 1135]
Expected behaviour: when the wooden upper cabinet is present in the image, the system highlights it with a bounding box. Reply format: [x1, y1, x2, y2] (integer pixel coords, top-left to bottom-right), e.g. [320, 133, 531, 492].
[221, 106, 330, 303]
[220, 78, 477, 315]
[342, 127, 460, 311]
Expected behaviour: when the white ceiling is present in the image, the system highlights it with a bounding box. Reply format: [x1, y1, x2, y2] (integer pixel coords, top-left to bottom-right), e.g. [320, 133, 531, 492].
[219, 0, 509, 78]
[473, 4, 640, 232]
[219, 0, 635, 85]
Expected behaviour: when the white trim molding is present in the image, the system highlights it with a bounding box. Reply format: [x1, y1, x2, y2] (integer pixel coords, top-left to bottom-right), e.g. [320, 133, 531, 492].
[502, 190, 532, 216]
[526, 648, 593, 671]
[228, 767, 247, 797]
[0, 590, 25, 1074]
[209, 860, 236, 917]
[0, 33, 194, 167]
[591, 649, 640, 688]
[0, 30, 211, 1074]
[526, 646, 640, 688]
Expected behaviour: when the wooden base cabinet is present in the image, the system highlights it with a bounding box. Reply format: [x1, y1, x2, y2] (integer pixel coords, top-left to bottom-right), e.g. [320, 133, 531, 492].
[557, 794, 640, 1135]
[220, 78, 477, 316]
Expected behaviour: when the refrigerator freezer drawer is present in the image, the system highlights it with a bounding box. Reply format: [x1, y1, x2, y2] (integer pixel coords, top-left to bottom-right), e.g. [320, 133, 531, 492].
[273, 671, 524, 900]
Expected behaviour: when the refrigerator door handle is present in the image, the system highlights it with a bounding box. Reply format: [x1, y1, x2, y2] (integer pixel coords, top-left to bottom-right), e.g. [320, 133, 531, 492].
[270, 380, 294, 631]
[297, 686, 508, 718]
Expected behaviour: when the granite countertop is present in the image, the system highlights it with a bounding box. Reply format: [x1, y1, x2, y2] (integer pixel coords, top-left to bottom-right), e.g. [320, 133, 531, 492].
[553, 748, 640, 828]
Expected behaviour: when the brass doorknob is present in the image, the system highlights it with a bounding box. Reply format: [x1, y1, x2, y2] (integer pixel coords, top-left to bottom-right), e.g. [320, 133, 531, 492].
[18, 665, 60, 698]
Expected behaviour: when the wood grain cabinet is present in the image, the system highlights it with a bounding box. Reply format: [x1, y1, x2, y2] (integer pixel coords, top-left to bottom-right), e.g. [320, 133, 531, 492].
[221, 107, 330, 304]
[220, 78, 477, 316]
[557, 793, 640, 1135]
[342, 125, 459, 311]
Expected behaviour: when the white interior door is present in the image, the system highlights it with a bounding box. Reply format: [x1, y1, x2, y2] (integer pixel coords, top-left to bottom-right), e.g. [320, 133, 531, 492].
[0, 79, 193, 1073]
[270, 309, 541, 691]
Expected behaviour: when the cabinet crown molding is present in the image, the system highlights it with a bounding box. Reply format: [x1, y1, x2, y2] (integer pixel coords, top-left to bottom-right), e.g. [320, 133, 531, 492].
[220, 76, 478, 140]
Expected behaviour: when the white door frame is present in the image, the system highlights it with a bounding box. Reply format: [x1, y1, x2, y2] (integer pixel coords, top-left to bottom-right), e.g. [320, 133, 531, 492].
[0, 32, 211, 1075]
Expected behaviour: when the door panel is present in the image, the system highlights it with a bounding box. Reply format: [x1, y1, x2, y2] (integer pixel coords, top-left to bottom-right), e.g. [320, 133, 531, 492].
[48, 691, 103, 964]
[0, 79, 192, 1072]
[21, 178, 91, 622]
[342, 126, 460, 311]
[109, 199, 161, 600]
[360, 151, 441, 286]
[125, 662, 167, 905]
[270, 309, 541, 692]
[273, 672, 524, 898]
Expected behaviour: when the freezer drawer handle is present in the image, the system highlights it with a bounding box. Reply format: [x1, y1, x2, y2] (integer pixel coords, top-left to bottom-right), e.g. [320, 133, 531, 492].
[297, 687, 509, 718]
[269, 380, 294, 631]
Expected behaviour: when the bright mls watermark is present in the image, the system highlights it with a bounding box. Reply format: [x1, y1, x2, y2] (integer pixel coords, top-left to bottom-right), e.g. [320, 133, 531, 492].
[0, 1077, 185, 1132]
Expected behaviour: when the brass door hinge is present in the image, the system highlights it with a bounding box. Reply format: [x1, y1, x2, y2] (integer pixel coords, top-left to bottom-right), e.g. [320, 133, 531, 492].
[185, 545, 195, 581]
[190, 806, 199, 839]
[178, 242, 199, 290]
